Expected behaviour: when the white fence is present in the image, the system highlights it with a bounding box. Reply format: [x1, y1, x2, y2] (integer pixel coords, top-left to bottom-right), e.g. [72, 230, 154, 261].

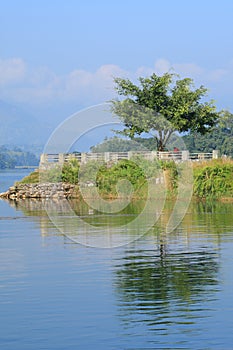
[39, 150, 219, 169]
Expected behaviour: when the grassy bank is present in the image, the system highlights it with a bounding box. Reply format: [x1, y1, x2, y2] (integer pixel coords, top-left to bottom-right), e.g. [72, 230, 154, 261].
[17, 158, 233, 201]
[193, 159, 233, 201]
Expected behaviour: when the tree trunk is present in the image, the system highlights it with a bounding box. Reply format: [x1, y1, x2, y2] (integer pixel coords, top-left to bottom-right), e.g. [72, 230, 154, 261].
[157, 138, 165, 151]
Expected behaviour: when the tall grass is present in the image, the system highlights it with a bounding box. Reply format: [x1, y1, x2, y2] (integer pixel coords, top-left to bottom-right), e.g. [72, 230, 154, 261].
[193, 159, 233, 199]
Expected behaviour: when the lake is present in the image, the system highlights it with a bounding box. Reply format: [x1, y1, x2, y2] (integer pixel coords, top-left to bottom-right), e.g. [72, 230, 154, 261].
[0, 170, 233, 349]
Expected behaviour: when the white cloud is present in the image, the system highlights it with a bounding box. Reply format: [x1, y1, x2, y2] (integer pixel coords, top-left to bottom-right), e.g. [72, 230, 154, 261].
[0, 58, 26, 85]
[0, 60, 129, 104]
[136, 59, 204, 80]
[63, 69, 92, 98]
[154, 59, 172, 75]
[56, 64, 128, 103]
[0, 56, 232, 110]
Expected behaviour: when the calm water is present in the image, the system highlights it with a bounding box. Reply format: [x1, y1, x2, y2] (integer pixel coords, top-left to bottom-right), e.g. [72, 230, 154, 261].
[0, 170, 233, 349]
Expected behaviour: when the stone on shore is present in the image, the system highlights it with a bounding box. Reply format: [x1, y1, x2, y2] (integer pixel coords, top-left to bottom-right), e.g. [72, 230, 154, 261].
[0, 183, 80, 200]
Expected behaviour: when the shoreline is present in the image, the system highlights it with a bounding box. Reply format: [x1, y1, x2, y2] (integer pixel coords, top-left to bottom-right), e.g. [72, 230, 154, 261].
[0, 182, 80, 200]
[0, 181, 233, 202]
[1, 158, 232, 202]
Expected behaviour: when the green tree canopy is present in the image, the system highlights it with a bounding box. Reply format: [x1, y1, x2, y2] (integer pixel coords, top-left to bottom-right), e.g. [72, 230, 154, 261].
[183, 110, 233, 157]
[90, 136, 150, 152]
[111, 73, 219, 151]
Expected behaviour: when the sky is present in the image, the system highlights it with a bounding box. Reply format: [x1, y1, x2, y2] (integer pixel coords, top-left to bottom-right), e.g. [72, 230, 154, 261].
[0, 0, 233, 145]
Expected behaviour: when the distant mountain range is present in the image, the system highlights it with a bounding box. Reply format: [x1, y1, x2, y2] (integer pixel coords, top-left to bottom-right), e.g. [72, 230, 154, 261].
[0, 100, 128, 153]
[0, 100, 51, 147]
[0, 145, 39, 169]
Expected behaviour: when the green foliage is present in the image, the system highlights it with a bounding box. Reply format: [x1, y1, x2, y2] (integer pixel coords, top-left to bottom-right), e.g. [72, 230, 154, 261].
[40, 166, 63, 183]
[111, 73, 219, 151]
[17, 170, 39, 184]
[183, 110, 233, 157]
[193, 160, 233, 199]
[91, 136, 160, 152]
[20, 159, 80, 184]
[61, 159, 80, 184]
[96, 160, 147, 195]
[78, 160, 103, 183]
[90, 110, 233, 157]
[17, 157, 233, 201]
[129, 155, 161, 178]
[91, 136, 149, 152]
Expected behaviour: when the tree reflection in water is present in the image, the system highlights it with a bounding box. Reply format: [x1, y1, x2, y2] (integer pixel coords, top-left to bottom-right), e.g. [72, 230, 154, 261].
[114, 245, 219, 331]
[5, 197, 228, 333]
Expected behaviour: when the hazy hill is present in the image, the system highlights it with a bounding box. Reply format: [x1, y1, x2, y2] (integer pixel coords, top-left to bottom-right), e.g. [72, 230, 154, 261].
[0, 145, 39, 169]
[0, 100, 50, 146]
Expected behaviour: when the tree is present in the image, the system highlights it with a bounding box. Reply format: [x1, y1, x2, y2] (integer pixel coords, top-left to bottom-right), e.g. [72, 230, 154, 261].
[218, 110, 233, 136]
[111, 73, 219, 151]
[183, 110, 233, 157]
[90, 136, 150, 152]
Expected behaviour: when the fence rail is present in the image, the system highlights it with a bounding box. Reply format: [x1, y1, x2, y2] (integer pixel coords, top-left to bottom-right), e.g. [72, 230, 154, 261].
[39, 150, 219, 169]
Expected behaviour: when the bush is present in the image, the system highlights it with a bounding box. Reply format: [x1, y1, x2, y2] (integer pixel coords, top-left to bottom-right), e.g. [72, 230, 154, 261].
[40, 166, 63, 183]
[96, 159, 147, 196]
[193, 160, 233, 199]
[78, 160, 104, 185]
[61, 159, 80, 184]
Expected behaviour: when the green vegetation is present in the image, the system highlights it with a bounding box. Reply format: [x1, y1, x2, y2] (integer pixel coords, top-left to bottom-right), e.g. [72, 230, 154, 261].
[91, 109, 233, 158]
[18, 170, 39, 184]
[96, 159, 147, 197]
[90, 136, 149, 152]
[18, 157, 233, 201]
[0, 145, 39, 169]
[60, 159, 80, 184]
[79, 160, 104, 184]
[183, 110, 233, 157]
[40, 166, 63, 183]
[111, 72, 219, 151]
[193, 159, 233, 200]
[90, 136, 166, 152]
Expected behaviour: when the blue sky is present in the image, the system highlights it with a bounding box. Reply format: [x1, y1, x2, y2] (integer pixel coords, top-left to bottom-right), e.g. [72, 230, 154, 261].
[0, 0, 233, 124]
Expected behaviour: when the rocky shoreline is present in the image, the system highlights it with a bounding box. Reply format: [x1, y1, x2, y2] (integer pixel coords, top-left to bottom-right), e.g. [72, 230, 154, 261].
[0, 183, 80, 200]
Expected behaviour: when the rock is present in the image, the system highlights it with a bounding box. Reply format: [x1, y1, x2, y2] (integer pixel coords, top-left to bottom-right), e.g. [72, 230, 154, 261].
[0, 191, 9, 198]
[1, 182, 81, 200]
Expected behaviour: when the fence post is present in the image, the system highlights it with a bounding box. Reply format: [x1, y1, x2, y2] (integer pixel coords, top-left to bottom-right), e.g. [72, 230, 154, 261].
[151, 151, 157, 160]
[212, 150, 219, 159]
[182, 150, 189, 161]
[58, 153, 65, 165]
[128, 151, 133, 160]
[81, 153, 87, 164]
[40, 154, 46, 166]
[104, 152, 110, 162]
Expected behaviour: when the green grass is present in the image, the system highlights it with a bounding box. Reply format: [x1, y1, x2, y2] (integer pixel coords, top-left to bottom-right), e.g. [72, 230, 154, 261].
[16, 170, 39, 184]
[193, 159, 233, 199]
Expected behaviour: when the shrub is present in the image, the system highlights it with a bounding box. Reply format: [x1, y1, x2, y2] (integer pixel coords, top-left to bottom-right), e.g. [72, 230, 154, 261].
[78, 160, 104, 185]
[96, 159, 147, 196]
[61, 159, 80, 184]
[194, 160, 233, 198]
